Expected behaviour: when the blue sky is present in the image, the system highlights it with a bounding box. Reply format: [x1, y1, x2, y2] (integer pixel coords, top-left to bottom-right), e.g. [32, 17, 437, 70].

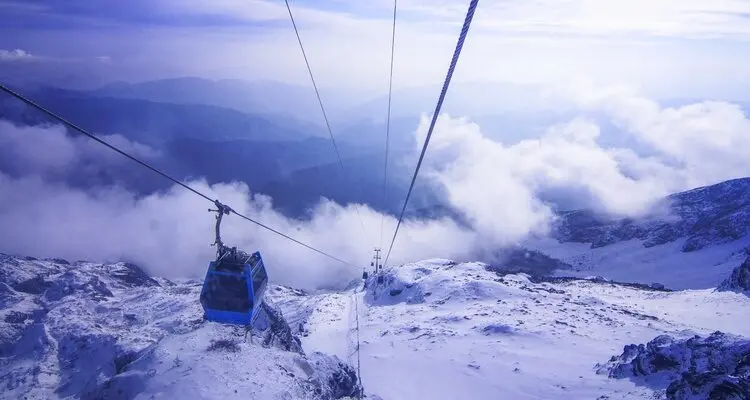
[1, 0, 750, 100]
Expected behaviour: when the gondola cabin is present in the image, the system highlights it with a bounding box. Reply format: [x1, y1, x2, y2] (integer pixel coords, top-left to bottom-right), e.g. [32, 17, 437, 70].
[199, 249, 268, 325]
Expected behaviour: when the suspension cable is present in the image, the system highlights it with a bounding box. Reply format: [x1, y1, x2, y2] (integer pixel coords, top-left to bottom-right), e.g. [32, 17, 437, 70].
[284, 0, 372, 245]
[383, 0, 479, 266]
[380, 0, 398, 249]
[0, 83, 357, 268]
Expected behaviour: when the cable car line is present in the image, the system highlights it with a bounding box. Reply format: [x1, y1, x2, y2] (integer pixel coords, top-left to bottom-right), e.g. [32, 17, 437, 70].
[380, 0, 398, 250]
[0, 83, 357, 268]
[284, 0, 372, 246]
[383, 0, 479, 266]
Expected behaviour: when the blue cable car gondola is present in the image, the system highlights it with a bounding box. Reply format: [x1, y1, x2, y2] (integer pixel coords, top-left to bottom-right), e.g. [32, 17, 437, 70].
[199, 201, 268, 326]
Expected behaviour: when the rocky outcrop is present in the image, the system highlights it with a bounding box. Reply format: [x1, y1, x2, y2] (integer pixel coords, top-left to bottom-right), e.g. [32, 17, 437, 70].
[486, 247, 573, 277]
[259, 300, 303, 354]
[597, 332, 750, 400]
[718, 257, 750, 294]
[307, 352, 362, 399]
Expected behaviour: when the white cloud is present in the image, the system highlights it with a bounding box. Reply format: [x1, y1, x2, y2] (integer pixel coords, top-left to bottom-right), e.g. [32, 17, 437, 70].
[386, 0, 750, 40]
[0, 120, 160, 175]
[2, 82, 749, 290]
[0, 172, 476, 290]
[419, 83, 750, 226]
[558, 79, 750, 187]
[0, 48, 34, 61]
[0, 121, 475, 290]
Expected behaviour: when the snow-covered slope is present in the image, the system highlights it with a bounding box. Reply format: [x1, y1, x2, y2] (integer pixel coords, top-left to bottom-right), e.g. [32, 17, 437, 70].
[525, 235, 750, 290]
[278, 259, 750, 400]
[0, 254, 360, 400]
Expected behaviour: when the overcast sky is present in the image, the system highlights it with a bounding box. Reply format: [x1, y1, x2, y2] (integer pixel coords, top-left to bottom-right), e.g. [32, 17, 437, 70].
[1, 0, 749, 100]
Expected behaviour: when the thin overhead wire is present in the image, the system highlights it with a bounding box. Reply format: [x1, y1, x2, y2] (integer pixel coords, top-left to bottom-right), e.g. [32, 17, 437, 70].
[380, 0, 398, 249]
[284, 0, 372, 245]
[383, 0, 479, 266]
[0, 83, 215, 204]
[0, 82, 357, 268]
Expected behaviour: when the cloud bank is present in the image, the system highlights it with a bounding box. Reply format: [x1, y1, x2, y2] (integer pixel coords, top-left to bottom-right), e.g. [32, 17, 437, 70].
[0, 49, 34, 62]
[0, 120, 476, 290]
[420, 82, 750, 231]
[1, 84, 749, 290]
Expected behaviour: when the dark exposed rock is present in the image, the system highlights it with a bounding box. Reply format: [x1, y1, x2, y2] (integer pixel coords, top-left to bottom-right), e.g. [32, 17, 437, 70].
[259, 301, 303, 354]
[307, 352, 362, 399]
[486, 248, 574, 277]
[717, 257, 750, 294]
[206, 339, 241, 352]
[529, 275, 672, 292]
[44, 274, 113, 301]
[4, 311, 30, 324]
[109, 262, 160, 288]
[113, 351, 139, 374]
[13, 276, 52, 294]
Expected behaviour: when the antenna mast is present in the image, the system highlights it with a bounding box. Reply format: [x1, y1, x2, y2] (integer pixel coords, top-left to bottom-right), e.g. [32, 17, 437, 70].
[372, 248, 382, 274]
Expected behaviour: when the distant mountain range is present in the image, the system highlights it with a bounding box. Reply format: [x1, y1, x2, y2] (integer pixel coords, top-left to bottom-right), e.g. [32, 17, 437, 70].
[0, 83, 436, 217]
[0, 86, 314, 145]
[553, 177, 750, 252]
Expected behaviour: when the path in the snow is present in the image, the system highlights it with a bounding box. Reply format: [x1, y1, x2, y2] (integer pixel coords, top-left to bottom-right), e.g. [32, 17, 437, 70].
[297, 292, 353, 362]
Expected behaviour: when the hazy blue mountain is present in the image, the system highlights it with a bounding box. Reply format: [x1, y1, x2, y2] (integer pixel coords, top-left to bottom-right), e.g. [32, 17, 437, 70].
[338, 116, 420, 150]
[92, 77, 374, 131]
[337, 82, 659, 155]
[337, 82, 558, 124]
[0, 83, 500, 219]
[0, 87, 312, 145]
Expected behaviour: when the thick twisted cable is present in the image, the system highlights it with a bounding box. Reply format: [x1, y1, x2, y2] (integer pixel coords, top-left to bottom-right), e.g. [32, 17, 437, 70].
[384, 0, 479, 266]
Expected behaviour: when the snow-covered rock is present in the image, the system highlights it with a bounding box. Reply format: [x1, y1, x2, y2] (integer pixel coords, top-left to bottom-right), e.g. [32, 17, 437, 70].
[718, 257, 750, 294]
[597, 331, 750, 400]
[0, 253, 360, 399]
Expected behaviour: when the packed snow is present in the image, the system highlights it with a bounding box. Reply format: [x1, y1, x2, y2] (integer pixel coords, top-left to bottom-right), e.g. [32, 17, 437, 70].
[274, 259, 750, 400]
